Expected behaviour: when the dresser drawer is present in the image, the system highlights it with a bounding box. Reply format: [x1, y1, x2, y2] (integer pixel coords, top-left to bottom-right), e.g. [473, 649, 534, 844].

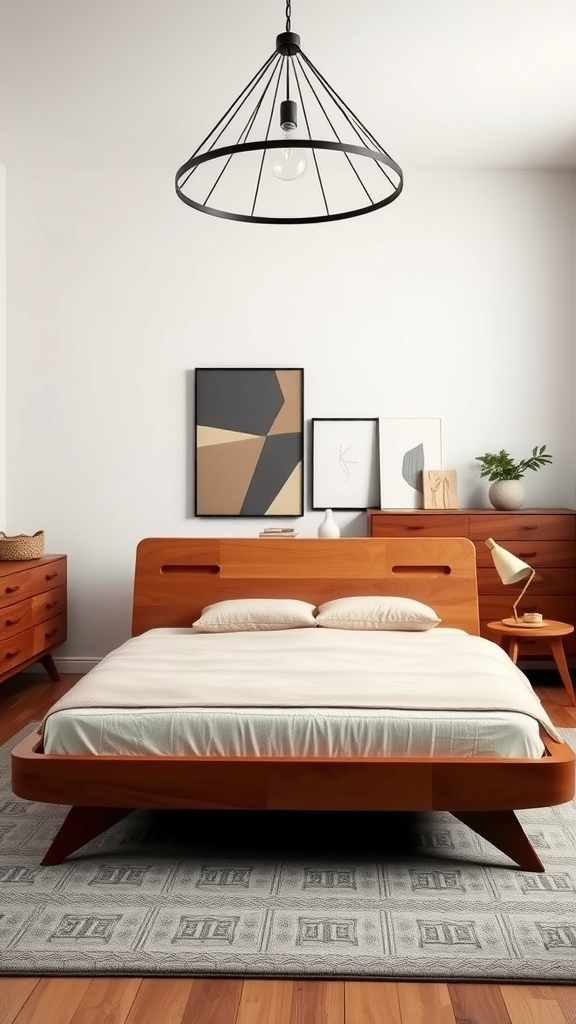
[33, 612, 67, 656]
[31, 586, 66, 626]
[479, 595, 576, 624]
[477, 568, 576, 597]
[469, 515, 576, 542]
[474, 540, 575, 569]
[0, 596, 33, 640]
[481, 621, 576, 657]
[0, 626, 35, 671]
[370, 514, 469, 538]
[0, 559, 67, 610]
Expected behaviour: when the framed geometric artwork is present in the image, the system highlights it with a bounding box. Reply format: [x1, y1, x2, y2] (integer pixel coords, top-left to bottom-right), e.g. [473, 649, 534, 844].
[311, 418, 380, 510]
[195, 368, 304, 516]
[378, 417, 442, 509]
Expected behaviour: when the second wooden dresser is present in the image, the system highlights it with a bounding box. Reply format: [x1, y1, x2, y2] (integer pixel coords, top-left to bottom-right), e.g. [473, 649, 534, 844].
[368, 509, 576, 655]
[0, 555, 67, 686]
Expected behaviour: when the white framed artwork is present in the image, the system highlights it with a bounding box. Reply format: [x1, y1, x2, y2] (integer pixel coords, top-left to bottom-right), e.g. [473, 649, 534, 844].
[312, 418, 380, 510]
[378, 418, 442, 509]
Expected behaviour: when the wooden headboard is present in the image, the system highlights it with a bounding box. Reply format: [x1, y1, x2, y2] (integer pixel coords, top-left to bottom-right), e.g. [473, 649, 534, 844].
[132, 537, 479, 636]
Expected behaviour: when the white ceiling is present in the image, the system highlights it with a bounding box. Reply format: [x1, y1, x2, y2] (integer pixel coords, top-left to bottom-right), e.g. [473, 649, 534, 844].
[1, 0, 576, 170]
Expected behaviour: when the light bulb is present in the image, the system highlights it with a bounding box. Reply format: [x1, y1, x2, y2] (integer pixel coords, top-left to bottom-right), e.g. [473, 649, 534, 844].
[271, 122, 307, 182]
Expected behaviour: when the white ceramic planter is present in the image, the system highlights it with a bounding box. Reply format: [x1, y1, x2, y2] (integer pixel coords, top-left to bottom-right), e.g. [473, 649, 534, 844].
[488, 480, 525, 511]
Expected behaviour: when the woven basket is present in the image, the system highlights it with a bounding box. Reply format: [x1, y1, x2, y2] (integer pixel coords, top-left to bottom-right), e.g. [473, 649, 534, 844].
[0, 530, 45, 560]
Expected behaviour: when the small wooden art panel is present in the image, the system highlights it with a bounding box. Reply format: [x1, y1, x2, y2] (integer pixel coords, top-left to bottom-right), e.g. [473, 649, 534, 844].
[423, 470, 459, 509]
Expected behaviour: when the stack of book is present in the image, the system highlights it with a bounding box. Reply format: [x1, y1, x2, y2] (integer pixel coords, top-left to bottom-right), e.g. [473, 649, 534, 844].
[258, 527, 300, 538]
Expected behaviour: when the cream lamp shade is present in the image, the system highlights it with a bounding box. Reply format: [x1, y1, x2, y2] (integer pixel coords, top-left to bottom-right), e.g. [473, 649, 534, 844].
[485, 538, 541, 626]
[486, 538, 533, 585]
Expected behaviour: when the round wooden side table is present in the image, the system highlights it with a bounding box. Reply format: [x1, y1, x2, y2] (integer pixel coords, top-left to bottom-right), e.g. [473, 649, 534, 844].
[486, 620, 576, 706]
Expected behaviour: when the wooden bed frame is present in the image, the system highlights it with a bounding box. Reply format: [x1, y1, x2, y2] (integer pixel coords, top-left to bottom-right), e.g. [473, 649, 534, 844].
[11, 537, 575, 870]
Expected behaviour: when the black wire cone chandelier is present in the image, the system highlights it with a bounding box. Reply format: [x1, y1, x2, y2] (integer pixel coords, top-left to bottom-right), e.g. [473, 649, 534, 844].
[175, 2, 403, 225]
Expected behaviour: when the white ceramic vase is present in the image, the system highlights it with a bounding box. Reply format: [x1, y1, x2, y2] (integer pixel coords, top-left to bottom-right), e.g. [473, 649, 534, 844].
[318, 509, 340, 538]
[488, 479, 525, 511]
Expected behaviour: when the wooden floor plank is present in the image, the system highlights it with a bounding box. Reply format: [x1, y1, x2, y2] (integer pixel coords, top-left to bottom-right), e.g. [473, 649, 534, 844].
[397, 982, 456, 1024]
[123, 979, 195, 1024]
[68, 978, 142, 1024]
[345, 981, 402, 1024]
[448, 983, 512, 1024]
[236, 979, 293, 1024]
[0, 978, 41, 1024]
[289, 980, 345, 1024]
[500, 986, 567, 1024]
[552, 986, 576, 1023]
[181, 978, 243, 1024]
[11, 978, 94, 1024]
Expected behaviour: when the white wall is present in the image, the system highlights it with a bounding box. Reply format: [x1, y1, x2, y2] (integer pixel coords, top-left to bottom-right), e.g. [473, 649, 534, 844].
[0, 163, 5, 527]
[5, 168, 576, 663]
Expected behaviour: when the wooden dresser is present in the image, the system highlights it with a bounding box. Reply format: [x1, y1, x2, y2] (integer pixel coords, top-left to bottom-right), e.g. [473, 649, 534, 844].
[0, 555, 67, 685]
[368, 509, 576, 656]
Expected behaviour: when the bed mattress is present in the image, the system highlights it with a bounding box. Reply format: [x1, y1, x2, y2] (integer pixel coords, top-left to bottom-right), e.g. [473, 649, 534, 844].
[43, 628, 551, 758]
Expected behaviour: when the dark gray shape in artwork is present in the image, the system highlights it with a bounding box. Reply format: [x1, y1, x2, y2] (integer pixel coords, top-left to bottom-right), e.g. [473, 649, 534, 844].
[402, 443, 424, 492]
[196, 369, 284, 436]
[240, 432, 302, 515]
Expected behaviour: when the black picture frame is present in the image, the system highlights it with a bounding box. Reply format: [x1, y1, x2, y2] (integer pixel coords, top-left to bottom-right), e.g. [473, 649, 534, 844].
[311, 417, 380, 510]
[194, 368, 304, 517]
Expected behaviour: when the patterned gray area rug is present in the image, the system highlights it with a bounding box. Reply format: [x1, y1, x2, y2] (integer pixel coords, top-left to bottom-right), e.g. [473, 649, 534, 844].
[1, 726, 575, 981]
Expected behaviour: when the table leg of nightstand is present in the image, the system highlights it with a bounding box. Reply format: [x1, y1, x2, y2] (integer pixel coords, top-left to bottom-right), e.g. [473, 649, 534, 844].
[508, 640, 520, 664]
[548, 637, 576, 706]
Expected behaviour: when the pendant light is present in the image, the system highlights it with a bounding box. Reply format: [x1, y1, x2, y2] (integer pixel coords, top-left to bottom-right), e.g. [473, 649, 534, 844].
[175, 1, 403, 225]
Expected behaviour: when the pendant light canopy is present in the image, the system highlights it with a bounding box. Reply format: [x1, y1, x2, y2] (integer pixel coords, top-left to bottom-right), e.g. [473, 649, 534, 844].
[175, 2, 403, 224]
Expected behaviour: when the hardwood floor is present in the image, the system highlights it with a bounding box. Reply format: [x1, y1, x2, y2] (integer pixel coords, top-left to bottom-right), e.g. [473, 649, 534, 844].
[1, 669, 575, 1024]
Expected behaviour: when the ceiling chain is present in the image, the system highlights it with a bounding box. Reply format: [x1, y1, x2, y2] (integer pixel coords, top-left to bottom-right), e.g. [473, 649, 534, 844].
[285, 1, 291, 32]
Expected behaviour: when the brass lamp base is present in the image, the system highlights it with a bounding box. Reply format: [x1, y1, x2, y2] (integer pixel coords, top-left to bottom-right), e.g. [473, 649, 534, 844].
[501, 617, 551, 629]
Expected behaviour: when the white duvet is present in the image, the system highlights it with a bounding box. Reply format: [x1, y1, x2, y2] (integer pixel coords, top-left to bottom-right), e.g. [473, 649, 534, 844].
[42, 627, 558, 758]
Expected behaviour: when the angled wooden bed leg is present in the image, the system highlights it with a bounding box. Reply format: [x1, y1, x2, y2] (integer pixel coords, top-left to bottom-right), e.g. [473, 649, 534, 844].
[41, 806, 132, 866]
[452, 810, 545, 872]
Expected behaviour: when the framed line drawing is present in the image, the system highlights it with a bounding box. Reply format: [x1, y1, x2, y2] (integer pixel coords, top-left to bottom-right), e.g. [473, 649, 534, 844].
[195, 368, 304, 516]
[378, 417, 442, 509]
[311, 418, 380, 510]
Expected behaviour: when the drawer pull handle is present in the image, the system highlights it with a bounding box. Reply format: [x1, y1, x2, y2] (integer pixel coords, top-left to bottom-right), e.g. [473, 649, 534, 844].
[407, 525, 424, 531]
[45, 573, 58, 581]
[45, 601, 57, 610]
[44, 628, 58, 640]
[5, 618, 21, 627]
[4, 649, 20, 659]
[518, 552, 537, 559]
[5, 585, 20, 594]
[521, 525, 537, 532]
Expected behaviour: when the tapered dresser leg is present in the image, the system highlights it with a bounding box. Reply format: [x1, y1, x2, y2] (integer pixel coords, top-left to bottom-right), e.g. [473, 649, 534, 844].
[39, 653, 60, 682]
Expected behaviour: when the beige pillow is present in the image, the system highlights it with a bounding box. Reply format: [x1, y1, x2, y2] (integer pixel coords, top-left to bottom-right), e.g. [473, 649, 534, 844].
[316, 596, 441, 631]
[193, 598, 317, 633]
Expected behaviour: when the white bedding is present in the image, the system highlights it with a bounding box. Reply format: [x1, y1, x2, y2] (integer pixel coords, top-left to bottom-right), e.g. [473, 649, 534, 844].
[42, 628, 557, 758]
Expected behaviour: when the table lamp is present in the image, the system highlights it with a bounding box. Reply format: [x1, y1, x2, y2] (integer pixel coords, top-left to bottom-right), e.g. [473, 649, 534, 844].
[485, 537, 545, 627]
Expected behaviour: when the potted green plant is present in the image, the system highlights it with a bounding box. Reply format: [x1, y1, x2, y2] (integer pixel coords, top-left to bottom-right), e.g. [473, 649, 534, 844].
[475, 446, 553, 510]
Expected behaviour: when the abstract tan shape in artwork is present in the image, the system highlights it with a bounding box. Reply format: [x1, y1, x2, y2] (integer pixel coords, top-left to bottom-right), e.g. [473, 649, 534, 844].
[265, 462, 302, 515]
[196, 426, 261, 448]
[268, 370, 303, 436]
[196, 436, 266, 515]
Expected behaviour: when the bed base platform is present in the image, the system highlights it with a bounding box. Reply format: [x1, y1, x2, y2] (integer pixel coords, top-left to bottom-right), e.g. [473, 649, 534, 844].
[11, 537, 576, 870]
[11, 727, 574, 870]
